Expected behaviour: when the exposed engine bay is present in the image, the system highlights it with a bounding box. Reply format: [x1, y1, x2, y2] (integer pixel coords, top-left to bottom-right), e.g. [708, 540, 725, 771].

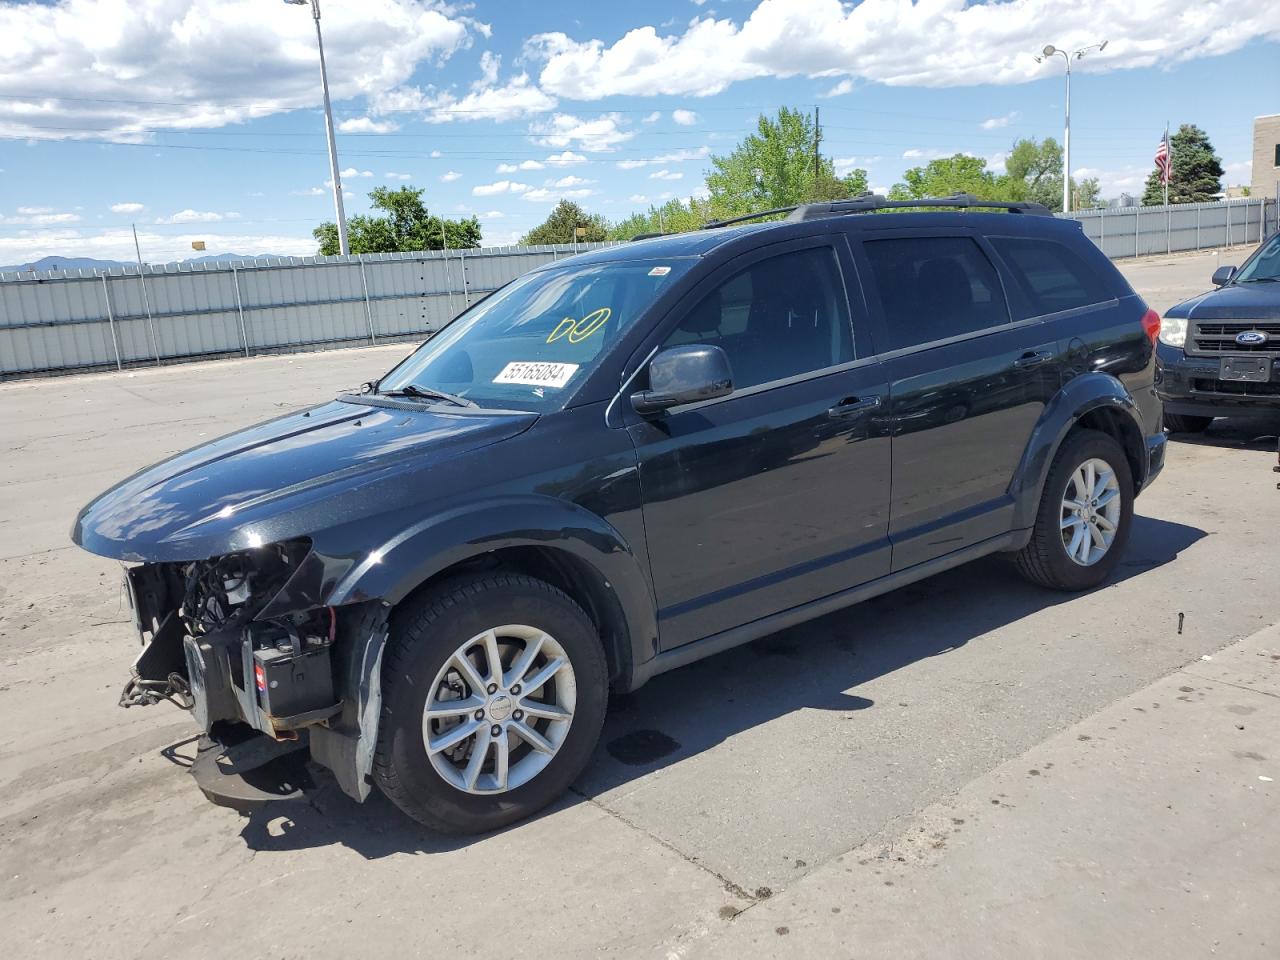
[119, 539, 388, 810]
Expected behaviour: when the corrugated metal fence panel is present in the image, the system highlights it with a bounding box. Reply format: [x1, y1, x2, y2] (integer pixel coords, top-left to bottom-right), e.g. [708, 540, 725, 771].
[4, 204, 1277, 379]
[1059, 197, 1276, 260]
[0, 242, 619, 376]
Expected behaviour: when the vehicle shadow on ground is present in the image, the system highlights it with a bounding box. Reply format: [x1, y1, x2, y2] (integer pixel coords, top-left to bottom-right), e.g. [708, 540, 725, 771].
[1166, 413, 1280, 452]
[229, 512, 1205, 859]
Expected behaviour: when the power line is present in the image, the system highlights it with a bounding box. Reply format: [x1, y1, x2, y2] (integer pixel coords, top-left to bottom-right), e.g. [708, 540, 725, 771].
[0, 91, 793, 115]
[0, 130, 1157, 162]
[3, 121, 753, 139]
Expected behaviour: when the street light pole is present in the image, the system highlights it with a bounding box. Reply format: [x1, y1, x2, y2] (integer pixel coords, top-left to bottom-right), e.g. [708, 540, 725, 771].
[287, 0, 349, 255]
[1035, 40, 1107, 213]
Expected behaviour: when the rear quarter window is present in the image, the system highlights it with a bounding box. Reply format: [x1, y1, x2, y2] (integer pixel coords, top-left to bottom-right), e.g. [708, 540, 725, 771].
[989, 236, 1113, 319]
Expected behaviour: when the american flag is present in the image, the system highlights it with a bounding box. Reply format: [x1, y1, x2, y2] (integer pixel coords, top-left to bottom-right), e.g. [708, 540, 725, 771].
[1154, 133, 1172, 186]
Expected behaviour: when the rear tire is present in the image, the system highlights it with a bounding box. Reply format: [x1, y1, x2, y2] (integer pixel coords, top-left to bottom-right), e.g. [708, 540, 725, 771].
[1014, 429, 1134, 592]
[1164, 413, 1213, 433]
[374, 573, 608, 834]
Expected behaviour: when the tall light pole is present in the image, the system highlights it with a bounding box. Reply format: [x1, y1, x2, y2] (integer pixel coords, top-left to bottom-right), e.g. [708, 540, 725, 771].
[286, 0, 349, 255]
[1035, 40, 1107, 213]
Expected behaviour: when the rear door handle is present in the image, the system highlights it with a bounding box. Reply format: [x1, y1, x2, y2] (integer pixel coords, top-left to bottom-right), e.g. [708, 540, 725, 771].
[1014, 350, 1053, 369]
[827, 396, 882, 418]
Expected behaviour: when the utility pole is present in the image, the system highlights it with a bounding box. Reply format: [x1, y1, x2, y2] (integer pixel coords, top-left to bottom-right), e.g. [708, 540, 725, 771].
[814, 106, 822, 183]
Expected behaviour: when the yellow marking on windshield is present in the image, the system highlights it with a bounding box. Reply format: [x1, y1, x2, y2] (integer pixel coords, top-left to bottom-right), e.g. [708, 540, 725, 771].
[546, 307, 611, 345]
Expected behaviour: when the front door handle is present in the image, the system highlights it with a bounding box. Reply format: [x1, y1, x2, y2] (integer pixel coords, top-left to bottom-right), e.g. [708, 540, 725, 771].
[1014, 350, 1053, 369]
[827, 395, 882, 418]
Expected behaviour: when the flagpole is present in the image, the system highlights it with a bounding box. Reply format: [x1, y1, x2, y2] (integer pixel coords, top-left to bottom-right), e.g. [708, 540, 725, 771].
[1162, 121, 1169, 207]
[1164, 122, 1171, 255]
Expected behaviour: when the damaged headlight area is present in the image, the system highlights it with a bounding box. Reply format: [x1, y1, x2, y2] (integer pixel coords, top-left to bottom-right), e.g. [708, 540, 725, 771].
[119, 537, 389, 811]
[122, 538, 340, 740]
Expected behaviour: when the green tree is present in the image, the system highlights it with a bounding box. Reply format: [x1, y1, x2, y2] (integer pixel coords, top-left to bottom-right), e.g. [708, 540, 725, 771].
[812, 166, 869, 201]
[705, 106, 868, 216]
[1141, 124, 1224, 205]
[607, 196, 713, 240]
[887, 142, 1100, 211]
[521, 199, 610, 245]
[314, 186, 480, 255]
[1072, 177, 1103, 209]
[1004, 137, 1061, 207]
[1002, 137, 1102, 211]
[889, 153, 1001, 201]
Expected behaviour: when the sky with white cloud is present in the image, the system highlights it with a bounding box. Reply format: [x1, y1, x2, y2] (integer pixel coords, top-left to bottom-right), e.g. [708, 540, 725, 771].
[0, 0, 1276, 264]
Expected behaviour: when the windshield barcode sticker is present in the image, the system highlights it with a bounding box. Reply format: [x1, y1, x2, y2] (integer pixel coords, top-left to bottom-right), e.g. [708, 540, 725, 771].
[493, 361, 580, 389]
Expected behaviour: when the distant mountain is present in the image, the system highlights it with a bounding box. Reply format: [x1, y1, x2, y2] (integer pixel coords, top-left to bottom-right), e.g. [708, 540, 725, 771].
[183, 253, 264, 264]
[0, 255, 128, 273]
[1, 252, 271, 273]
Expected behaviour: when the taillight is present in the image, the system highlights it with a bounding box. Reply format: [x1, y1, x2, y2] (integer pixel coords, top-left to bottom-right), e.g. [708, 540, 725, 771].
[254, 662, 267, 693]
[1141, 308, 1161, 346]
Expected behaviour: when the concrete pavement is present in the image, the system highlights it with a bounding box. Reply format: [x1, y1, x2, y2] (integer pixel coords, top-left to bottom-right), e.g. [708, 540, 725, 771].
[697, 624, 1280, 959]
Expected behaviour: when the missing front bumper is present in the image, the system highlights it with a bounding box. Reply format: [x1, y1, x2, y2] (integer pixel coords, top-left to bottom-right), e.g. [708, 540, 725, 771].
[189, 727, 313, 814]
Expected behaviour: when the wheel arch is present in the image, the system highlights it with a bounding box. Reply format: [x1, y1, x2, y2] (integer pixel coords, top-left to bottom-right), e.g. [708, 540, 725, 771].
[1011, 372, 1147, 530]
[326, 495, 657, 692]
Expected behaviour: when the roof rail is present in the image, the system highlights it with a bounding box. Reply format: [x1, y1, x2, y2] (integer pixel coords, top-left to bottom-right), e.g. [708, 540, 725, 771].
[699, 192, 1053, 232]
[701, 205, 799, 230]
[630, 231, 672, 241]
[786, 192, 1054, 220]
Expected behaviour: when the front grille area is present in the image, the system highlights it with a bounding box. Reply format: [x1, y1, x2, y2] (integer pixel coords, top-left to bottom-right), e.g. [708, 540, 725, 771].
[1192, 378, 1280, 397]
[1191, 321, 1280, 354]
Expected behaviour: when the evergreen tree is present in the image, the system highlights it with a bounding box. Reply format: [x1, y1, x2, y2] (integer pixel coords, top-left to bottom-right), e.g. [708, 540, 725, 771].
[1141, 124, 1223, 205]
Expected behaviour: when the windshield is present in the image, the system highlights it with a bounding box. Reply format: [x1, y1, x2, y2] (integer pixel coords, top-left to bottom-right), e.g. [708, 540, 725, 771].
[1233, 232, 1280, 283]
[377, 258, 695, 411]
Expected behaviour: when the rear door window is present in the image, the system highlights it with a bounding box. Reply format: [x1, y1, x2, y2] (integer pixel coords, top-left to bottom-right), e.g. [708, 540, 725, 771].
[989, 236, 1112, 318]
[861, 236, 1008, 351]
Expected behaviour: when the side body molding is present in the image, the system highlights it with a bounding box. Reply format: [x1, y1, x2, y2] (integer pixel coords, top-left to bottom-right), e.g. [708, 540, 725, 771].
[1008, 371, 1147, 531]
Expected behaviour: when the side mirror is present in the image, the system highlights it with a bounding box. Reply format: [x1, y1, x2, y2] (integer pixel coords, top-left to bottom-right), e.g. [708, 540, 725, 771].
[1211, 265, 1236, 286]
[630, 344, 733, 415]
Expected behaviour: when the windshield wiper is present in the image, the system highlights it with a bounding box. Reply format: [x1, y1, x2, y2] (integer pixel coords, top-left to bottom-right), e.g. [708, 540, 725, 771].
[379, 383, 477, 408]
[1235, 276, 1280, 283]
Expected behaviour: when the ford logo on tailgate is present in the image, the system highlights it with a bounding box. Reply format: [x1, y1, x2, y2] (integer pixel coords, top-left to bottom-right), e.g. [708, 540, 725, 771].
[1235, 330, 1268, 346]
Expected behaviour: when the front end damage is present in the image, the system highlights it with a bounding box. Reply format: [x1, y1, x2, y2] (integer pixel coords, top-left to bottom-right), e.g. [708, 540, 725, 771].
[122, 539, 388, 812]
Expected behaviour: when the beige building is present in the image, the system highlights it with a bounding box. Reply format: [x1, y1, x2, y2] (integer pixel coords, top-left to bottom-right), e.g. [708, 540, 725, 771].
[1253, 113, 1280, 198]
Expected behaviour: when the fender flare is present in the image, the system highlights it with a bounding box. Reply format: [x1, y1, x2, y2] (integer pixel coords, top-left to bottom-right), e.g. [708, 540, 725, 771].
[327, 494, 658, 682]
[311, 496, 658, 803]
[1009, 372, 1146, 530]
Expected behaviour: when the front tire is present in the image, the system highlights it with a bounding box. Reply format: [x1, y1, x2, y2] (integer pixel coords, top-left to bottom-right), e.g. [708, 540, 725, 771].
[1164, 412, 1213, 434]
[1014, 429, 1134, 592]
[374, 573, 608, 834]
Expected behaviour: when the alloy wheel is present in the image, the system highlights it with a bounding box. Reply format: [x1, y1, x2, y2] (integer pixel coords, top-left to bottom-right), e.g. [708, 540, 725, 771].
[1059, 457, 1122, 566]
[423, 624, 576, 795]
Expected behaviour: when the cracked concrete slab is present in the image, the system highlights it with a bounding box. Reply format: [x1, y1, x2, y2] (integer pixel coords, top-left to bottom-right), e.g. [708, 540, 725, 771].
[696, 625, 1280, 959]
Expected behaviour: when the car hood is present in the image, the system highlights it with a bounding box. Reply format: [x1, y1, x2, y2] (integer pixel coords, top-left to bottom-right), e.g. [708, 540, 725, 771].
[1166, 283, 1280, 321]
[72, 397, 537, 562]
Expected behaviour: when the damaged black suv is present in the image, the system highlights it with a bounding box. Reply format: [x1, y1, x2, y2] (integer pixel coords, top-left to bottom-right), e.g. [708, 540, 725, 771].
[74, 195, 1166, 834]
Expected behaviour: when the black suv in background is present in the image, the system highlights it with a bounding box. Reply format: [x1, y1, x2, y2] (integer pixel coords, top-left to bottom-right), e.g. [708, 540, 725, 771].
[73, 194, 1165, 834]
[1157, 229, 1280, 432]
